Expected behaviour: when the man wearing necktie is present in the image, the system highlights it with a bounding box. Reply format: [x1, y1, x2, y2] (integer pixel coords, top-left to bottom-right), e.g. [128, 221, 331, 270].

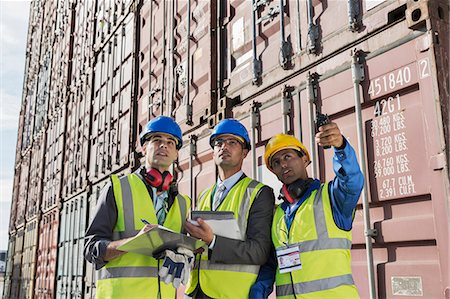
[185, 118, 275, 299]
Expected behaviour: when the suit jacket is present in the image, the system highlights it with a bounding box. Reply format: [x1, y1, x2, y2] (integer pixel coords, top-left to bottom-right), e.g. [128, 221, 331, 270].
[208, 174, 275, 265]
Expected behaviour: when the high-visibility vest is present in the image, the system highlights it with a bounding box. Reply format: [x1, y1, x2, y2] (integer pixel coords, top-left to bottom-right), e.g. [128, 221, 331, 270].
[272, 183, 359, 299]
[96, 174, 191, 299]
[185, 177, 264, 299]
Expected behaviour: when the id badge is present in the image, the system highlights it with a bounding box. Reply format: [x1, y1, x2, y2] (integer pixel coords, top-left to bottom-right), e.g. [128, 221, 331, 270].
[276, 245, 302, 274]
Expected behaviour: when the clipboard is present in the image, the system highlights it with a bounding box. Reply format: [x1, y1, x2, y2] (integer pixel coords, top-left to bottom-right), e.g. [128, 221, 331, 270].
[117, 225, 206, 257]
[191, 211, 243, 240]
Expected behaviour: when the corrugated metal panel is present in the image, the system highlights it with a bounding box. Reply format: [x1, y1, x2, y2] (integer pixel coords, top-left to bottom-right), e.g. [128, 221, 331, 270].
[137, 0, 218, 132]
[84, 179, 109, 299]
[26, 137, 46, 221]
[48, 0, 74, 117]
[3, 235, 16, 299]
[8, 167, 21, 233]
[34, 52, 51, 136]
[56, 192, 88, 299]
[35, 208, 59, 299]
[89, 13, 135, 183]
[42, 108, 66, 212]
[63, 73, 92, 198]
[10, 229, 25, 299]
[21, 81, 37, 151]
[19, 219, 39, 299]
[15, 153, 31, 228]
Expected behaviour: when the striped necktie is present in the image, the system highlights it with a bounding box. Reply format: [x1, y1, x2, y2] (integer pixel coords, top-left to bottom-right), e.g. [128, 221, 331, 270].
[213, 183, 226, 211]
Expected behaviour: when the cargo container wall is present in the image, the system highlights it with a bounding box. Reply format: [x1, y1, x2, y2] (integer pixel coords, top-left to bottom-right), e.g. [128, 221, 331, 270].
[26, 137, 46, 221]
[2, 236, 16, 299]
[42, 108, 66, 212]
[48, 0, 74, 118]
[224, 11, 449, 298]
[89, 12, 135, 183]
[137, 0, 218, 134]
[56, 192, 88, 299]
[15, 153, 31, 228]
[8, 166, 21, 233]
[84, 179, 110, 299]
[19, 219, 39, 299]
[10, 229, 24, 299]
[35, 208, 59, 299]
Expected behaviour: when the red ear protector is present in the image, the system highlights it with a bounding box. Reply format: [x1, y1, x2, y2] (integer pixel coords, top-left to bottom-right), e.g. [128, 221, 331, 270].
[145, 168, 173, 192]
[280, 178, 314, 204]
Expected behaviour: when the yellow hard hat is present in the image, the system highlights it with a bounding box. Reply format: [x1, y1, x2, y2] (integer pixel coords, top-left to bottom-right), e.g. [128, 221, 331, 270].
[264, 134, 310, 170]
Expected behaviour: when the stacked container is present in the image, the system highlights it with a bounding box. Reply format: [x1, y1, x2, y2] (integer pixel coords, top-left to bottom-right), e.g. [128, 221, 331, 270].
[4, 0, 449, 298]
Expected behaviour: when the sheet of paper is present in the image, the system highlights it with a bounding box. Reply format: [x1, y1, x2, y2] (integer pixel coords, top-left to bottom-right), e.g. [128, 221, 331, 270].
[117, 226, 205, 257]
[191, 211, 243, 240]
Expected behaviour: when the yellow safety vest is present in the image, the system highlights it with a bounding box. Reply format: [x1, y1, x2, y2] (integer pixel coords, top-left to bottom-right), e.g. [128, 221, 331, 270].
[185, 177, 264, 299]
[96, 173, 191, 299]
[272, 183, 359, 299]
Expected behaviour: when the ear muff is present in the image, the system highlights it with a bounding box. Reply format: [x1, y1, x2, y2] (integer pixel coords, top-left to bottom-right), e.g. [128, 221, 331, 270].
[280, 179, 314, 204]
[145, 168, 173, 192]
[281, 184, 295, 204]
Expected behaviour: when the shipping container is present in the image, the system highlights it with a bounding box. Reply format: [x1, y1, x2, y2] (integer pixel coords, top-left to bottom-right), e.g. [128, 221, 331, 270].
[56, 192, 89, 299]
[35, 208, 60, 299]
[6, 0, 449, 298]
[84, 179, 109, 299]
[26, 137, 46, 221]
[48, 0, 74, 118]
[15, 153, 31, 228]
[19, 219, 39, 299]
[3, 236, 16, 299]
[9, 229, 25, 299]
[42, 107, 66, 213]
[89, 12, 136, 183]
[137, 0, 218, 136]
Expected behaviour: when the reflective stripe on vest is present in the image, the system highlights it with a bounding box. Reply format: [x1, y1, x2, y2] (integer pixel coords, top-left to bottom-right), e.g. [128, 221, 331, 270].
[276, 274, 355, 296]
[272, 184, 358, 298]
[186, 177, 264, 298]
[96, 174, 190, 299]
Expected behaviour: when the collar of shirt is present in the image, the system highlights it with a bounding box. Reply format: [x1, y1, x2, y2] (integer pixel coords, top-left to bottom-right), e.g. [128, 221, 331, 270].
[216, 170, 244, 198]
[281, 178, 321, 232]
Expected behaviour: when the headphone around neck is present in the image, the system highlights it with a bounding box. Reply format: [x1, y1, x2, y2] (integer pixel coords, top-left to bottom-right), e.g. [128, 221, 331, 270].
[280, 178, 314, 204]
[145, 168, 173, 192]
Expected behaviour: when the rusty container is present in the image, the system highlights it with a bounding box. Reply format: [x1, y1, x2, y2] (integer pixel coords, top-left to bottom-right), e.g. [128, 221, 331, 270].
[34, 208, 60, 299]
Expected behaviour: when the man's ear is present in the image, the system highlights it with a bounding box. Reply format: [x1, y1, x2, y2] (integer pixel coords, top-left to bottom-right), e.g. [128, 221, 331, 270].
[242, 148, 249, 159]
[302, 155, 310, 167]
[141, 143, 147, 155]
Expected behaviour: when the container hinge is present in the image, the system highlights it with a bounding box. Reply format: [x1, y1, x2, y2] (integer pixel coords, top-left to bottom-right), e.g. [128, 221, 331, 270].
[366, 228, 378, 239]
[307, 72, 320, 104]
[282, 85, 293, 116]
[307, 24, 320, 54]
[189, 135, 197, 156]
[256, 5, 280, 25]
[351, 49, 366, 84]
[250, 101, 261, 129]
[348, 0, 362, 32]
[186, 103, 193, 126]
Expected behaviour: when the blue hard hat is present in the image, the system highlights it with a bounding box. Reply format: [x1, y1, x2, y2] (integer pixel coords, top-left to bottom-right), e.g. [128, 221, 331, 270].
[140, 116, 183, 149]
[209, 118, 251, 149]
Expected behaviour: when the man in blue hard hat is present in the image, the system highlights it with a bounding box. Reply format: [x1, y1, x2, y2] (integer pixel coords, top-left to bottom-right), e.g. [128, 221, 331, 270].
[84, 116, 193, 298]
[184, 118, 275, 298]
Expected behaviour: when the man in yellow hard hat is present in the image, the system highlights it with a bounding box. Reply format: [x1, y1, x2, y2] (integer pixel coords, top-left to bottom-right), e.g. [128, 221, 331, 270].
[250, 122, 364, 298]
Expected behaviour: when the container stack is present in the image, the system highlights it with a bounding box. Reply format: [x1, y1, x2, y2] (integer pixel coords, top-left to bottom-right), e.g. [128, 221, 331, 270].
[4, 0, 449, 298]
